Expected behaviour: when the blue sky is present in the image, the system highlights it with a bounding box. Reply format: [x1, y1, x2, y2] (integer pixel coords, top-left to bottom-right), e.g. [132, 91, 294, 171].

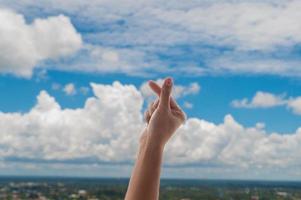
[1, 0, 301, 180]
[1, 71, 301, 133]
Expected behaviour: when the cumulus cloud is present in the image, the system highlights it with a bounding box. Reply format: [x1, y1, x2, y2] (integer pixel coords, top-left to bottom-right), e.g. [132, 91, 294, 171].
[232, 91, 301, 116]
[166, 115, 301, 168]
[231, 91, 286, 108]
[0, 8, 156, 77]
[0, 8, 82, 78]
[140, 79, 200, 102]
[0, 81, 301, 173]
[287, 97, 301, 115]
[63, 83, 76, 96]
[0, 82, 143, 162]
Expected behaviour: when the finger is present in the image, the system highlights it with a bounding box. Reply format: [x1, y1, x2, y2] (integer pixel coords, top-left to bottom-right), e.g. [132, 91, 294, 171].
[145, 99, 159, 123]
[159, 77, 173, 109]
[150, 99, 159, 115]
[172, 110, 186, 123]
[149, 79, 179, 109]
[170, 98, 182, 111]
[148, 80, 161, 96]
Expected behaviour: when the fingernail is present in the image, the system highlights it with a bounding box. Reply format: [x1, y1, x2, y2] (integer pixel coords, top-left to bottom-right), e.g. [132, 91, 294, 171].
[165, 78, 172, 86]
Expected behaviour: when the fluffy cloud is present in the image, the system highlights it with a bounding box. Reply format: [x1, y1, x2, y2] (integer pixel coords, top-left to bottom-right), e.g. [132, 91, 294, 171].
[63, 83, 76, 96]
[231, 91, 286, 108]
[232, 91, 301, 115]
[0, 8, 156, 77]
[7, 0, 301, 51]
[148, 0, 301, 50]
[0, 8, 82, 77]
[140, 79, 200, 102]
[52, 83, 90, 95]
[2, 1, 301, 77]
[287, 97, 301, 115]
[52, 45, 156, 76]
[0, 81, 301, 173]
[0, 82, 143, 162]
[166, 115, 301, 168]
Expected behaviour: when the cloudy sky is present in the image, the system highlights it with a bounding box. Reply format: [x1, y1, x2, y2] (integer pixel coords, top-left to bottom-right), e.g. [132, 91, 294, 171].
[0, 0, 301, 180]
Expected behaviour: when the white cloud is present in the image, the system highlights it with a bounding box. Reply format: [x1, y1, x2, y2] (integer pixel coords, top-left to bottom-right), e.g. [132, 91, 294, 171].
[2, 1, 301, 77]
[232, 91, 301, 116]
[0, 82, 143, 162]
[0, 8, 82, 78]
[183, 101, 193, 109]
[140, 79, 201, 102]
[63, 83, 76, 96]
[11, 0, 301, 51]
[147, 0, 301, 51]
[0, 81, 301, 174]
[101, 50, 119, 63]
[174, 82, 200, 99]
[209, 54, 301, 77]
[50, 45, 156, 76]
[231, 91, 286, 108]
[165, 115, 301, 168]
[287, 97, 301, 115]
[53, 82, 90, 96]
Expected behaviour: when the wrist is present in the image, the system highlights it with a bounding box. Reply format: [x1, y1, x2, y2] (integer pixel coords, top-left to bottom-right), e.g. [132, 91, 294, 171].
[145, 137, 165, 153]
[138, 140, 164, 164]
[139, 130, 165, 153]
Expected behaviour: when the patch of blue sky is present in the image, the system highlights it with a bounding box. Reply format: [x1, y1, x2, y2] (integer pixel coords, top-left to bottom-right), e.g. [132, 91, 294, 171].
[1, 69, 300, 133]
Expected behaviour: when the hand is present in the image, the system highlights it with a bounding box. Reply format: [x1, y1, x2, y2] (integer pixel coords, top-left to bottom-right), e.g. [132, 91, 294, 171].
[141, 77, 186, 149]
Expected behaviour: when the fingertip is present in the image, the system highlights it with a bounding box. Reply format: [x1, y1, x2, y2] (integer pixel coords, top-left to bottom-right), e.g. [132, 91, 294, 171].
[158, 77, 173, 109]
[148, 80, 157, 89]
[148, 80, 161, 96]
[148, 80, 154, 84]
[164, 77, 173, 87]
[162, 77, 173, 94]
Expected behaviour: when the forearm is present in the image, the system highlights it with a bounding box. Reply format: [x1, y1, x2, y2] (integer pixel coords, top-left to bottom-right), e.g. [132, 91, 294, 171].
[125, 131, 164, 200]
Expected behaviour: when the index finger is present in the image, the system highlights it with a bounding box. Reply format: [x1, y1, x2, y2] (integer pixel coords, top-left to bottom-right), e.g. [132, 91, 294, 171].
[148, 80, 161, 96]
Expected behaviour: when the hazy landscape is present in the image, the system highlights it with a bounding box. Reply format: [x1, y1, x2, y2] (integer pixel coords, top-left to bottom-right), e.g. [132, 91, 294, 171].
[1, 177, 301, 200]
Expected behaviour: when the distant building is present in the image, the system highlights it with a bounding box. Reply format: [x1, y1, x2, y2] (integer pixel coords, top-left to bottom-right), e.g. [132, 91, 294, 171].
[251, 195, 259, 200]
[69, 193, 78, 199]
[78, 189, 88, 197]
[276, 191, 288, 197]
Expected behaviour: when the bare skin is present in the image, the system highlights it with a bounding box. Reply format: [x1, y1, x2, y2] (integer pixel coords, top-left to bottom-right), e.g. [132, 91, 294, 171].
[125, 77, 186, 200]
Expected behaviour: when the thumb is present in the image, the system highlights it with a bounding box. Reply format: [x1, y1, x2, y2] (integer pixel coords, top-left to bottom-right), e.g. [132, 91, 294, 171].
[159, 77, 173, 109]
